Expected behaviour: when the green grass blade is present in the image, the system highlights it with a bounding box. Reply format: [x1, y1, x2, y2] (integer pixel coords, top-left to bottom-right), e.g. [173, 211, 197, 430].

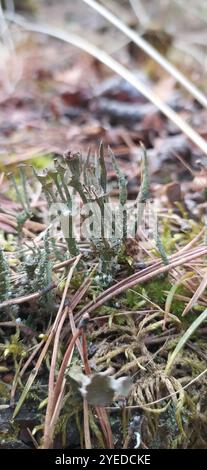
[165, 308, 207, 374]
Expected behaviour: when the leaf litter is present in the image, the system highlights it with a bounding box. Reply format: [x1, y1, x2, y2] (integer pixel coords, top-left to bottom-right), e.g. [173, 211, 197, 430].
[0, 0, 207, 450]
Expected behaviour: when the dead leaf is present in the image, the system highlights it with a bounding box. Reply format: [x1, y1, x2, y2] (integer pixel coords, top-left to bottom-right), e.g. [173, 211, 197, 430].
[68, 364, 132, 406]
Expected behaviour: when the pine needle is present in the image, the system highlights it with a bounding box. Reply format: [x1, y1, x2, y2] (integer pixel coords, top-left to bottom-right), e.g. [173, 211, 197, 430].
[182, 270, 207, 316]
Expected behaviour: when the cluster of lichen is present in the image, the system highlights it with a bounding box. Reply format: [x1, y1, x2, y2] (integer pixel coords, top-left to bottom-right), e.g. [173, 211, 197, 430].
[32, 145, 170, 283]
[33, 145, 130, 278]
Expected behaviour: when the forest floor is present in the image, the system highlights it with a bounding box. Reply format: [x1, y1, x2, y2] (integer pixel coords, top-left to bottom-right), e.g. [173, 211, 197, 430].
[0, 0, 207, 449]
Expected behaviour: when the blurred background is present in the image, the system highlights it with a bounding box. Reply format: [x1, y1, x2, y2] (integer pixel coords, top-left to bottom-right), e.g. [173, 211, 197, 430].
[0, 0, 207, 171]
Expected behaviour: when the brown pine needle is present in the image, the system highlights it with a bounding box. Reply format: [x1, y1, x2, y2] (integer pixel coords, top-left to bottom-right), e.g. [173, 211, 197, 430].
[12, 254, 82, 419]
[78, 246, 207, 317]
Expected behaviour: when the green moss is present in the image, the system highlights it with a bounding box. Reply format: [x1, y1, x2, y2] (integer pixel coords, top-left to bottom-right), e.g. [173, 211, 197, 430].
[144, 278, 171, 306]
[122, 277, 194, 326]
[113, 315, 127, 326]
[30, 154, 53, 169]
[124, 277, 171, 309]
[0, 382, 10, 401]
[171, 298, 186, 317]
[124, 288, 147, 309]
[70, 273, 85, 289]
